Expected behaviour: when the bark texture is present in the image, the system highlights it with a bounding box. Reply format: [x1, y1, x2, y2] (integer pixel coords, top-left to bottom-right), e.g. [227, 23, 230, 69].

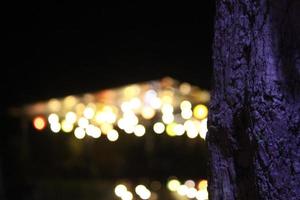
[207, 0, 300, 199]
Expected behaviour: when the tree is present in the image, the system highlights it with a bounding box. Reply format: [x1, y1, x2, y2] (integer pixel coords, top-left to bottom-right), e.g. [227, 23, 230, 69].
[207, 0, 300, 199]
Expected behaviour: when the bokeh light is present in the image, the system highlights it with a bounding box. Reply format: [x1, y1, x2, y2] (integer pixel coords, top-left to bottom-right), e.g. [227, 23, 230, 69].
[33, 116, 46, 131]
[107, 129, 119, 142]
[153, 122, 165, 134]
[193, 104, 208, 120]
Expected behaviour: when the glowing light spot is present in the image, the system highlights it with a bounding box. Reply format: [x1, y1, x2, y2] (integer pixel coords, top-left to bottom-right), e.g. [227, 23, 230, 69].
[86, 124, 101, 138]
[167, 179, 181, 192]
[123, 191, 133, 200]
[199, 118, 208, 140]
[199, 90, 211, 103]
[121, 102, 131, 112]
[193, 104, 208, 120]
[141, 106, 156, 119]
[135, 185, 151, 200]
[124, 126, 134, 134]
[166, 123, 177, 137]
[107, 129, 119, 142]
[144, 90, 157, 103]
[196, 190, 208, 200]
[33, 116, 46, 131]
[134, 124, 146, 137]
[100, 123, 113, 134]
[184, 120, 199, 139]
[187, 187, 198, 198]
[48, 98, 61, 112]
[181, 109, 193, 119]
[83, 107, 95, 119]
[78, 117, 89, 128]
[180, 100, 192, 110]
[197, 180, 208, 191]
[61, 120, 73, 133]
[114, 184, 127, 197]
[50, 123, 61, 133]
[179, 82, 192, 95]
[162, 114, 174, 124]
[174, 124, 185, 136]
[185, 180, 195, 188]
[129, 97, 142, 109]
[162, 104, 173, 114]
[74, 127, 85, 139]
[177, 185, 188, 196]
[65, 112, 77, 123]
[63, 95, 77, 108]
[48, 113, 59, 124]
[153, 122, 165, 134]
[123, 112, 139, 126]
[149, 97, 161, 109]
[124, 85, 140, 98]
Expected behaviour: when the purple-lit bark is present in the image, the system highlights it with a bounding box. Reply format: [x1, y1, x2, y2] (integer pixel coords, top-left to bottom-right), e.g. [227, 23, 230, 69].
[208, 0, 300, 199]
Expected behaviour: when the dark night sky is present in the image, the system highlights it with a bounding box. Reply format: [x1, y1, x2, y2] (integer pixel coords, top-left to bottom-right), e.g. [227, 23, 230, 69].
[2, 1, 215, 107]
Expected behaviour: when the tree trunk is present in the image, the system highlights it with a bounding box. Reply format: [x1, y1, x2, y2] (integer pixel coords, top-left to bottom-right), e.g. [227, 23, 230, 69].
[207, 0, 300, 199]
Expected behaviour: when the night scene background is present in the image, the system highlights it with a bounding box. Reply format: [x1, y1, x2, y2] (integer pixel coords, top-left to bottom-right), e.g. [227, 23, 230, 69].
[1, 1, 215, 200]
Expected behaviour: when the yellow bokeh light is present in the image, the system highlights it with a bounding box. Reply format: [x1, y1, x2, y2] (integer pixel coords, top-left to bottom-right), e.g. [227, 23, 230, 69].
[100, 123, 113, 134]
[179, 82, 191, 95]
[197, 180, 208, 191]
[107, 129, 119, 142]
[166, 123, 177, 137]
[74, 127, 85, 139]
[153, 122, 165, 134]
[193, 104, 208, 120]
[124, 84, 140, 98]
[61, 120, 73, 133]
[75, 103, 85, 115]
[141, 106, 156, 119]
[63, 95, 77, 108]
[48, 98, 61, 112]
[167, 179, 181, 192]
[33, 116, 46, 131]
[134, 124, 146, 137]
[199, 90, 211, 103]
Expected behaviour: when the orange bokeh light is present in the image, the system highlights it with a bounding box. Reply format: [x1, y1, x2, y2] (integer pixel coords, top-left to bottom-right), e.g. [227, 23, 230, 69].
[33, 116, 46, 131]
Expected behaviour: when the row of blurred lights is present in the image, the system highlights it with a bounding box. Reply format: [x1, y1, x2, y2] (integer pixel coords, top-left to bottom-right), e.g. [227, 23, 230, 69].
[31, 79, 209, 142]
[113, 178, 208, 200]
[167, 178, 208, 200]
[115, 184, 152, 200]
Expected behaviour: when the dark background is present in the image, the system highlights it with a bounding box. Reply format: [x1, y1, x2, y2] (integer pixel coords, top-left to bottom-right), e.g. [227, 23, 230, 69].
[1, 1, 215, 199]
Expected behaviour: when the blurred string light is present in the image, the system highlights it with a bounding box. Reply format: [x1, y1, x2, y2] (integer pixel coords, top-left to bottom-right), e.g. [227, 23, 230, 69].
[28, 77, 209, 141]
[167, 178, 209, 200]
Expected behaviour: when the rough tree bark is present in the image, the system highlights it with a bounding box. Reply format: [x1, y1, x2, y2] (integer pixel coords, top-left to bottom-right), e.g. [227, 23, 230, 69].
[207, 0, 300, 199]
